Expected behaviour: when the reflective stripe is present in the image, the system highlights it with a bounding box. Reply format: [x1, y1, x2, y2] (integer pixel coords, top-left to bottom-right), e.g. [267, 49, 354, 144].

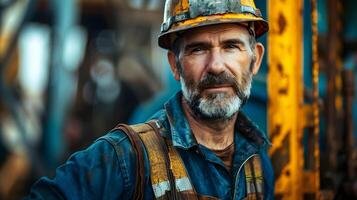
[134, 121, 197, 198]
[153, 177, 194, 198]
[176, 177, 194, 192]
[152, 181, 170, 198]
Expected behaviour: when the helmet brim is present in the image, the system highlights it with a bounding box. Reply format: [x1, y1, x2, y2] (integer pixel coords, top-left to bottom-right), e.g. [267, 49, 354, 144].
[158, 14, 269, 50]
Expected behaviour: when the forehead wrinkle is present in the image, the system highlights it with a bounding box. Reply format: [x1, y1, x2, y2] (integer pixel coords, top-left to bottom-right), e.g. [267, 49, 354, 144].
[183, 28, 250, 47]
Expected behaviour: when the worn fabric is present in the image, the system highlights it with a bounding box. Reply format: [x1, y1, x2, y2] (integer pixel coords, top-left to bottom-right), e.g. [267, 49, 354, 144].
[25, 92, 274, 200]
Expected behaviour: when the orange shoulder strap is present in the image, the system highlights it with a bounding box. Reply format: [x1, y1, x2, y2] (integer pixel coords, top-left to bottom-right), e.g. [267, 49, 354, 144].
[131, 120, 197, 199]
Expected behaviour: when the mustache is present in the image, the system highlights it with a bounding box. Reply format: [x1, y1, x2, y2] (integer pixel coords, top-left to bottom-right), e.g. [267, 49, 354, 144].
[197, 73, 238, 92]
[197, 72, 248, 103]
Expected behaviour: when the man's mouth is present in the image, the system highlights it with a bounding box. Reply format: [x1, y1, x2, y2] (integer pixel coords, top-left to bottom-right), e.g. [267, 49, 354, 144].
[203, 85, 233, 92]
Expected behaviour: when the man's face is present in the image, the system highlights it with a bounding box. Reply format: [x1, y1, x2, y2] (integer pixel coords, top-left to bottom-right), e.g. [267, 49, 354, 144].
[168, 24, 263, 120]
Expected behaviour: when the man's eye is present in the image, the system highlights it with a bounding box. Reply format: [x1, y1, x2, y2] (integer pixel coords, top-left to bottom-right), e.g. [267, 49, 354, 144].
[190, 47, 206, 54]
[224, 44, 241, 50]
[192, 47, 203, 52]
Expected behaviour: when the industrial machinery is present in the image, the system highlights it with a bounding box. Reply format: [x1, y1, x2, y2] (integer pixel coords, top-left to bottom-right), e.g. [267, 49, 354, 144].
[268, 0, 357, 199]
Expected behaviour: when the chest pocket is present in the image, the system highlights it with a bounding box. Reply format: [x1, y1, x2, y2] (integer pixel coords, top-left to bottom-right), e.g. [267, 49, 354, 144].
[115, 120, 264, 200]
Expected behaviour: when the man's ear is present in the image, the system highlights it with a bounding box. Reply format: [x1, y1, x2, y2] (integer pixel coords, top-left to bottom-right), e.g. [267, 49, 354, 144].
[167, 51, 180, 80]
[251, 42, 265, 75]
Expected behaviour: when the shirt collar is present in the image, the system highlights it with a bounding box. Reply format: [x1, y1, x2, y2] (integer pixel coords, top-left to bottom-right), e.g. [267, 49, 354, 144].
[235, 111, 271, 148]
[164, 92, 198, 149]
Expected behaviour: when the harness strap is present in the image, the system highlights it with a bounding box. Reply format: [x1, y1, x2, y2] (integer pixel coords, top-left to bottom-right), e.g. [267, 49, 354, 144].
[115, 120, 264, 200]
[133, 122, 176, 198]
[130, 120, 197, 199]
[244, 156, 264, 200]
[113, 124, 146, 200]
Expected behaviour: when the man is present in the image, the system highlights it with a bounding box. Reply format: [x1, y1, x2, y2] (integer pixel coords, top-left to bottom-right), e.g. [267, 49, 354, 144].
[26, 0, 274, 199]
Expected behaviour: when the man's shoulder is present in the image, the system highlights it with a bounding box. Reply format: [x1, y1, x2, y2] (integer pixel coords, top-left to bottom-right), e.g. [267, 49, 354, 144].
[94, 127, 141, 159]
[98, 128, 130, 145]
[95, 106, 172, 155]
[66, 129, 133, 164]
[96, 120, 166, 150]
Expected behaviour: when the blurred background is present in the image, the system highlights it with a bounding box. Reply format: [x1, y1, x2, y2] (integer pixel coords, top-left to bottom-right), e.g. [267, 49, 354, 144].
[0, 0, 356, 199]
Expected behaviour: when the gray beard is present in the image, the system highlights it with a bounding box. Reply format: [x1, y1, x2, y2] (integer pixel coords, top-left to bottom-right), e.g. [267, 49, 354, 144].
[180, 76, 251, 120]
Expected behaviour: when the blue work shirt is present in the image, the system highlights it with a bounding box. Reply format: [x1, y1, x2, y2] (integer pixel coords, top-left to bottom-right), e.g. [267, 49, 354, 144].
[25, 92, 274, 200]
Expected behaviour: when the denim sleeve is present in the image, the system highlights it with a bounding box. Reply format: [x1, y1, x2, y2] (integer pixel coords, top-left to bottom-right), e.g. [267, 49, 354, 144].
[260, 149, 275, 200]
[24, 131, 137, 200]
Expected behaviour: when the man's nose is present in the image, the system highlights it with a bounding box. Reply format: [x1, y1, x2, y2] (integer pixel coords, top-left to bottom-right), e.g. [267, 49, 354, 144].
[206, 49, 225, 74]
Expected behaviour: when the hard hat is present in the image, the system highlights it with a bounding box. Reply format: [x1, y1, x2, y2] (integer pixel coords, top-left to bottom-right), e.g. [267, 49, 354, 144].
[158, 0, 269, 49]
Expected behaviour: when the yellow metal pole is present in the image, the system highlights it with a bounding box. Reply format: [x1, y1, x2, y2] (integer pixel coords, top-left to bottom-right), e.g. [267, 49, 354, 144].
[268, 0, 304, 199]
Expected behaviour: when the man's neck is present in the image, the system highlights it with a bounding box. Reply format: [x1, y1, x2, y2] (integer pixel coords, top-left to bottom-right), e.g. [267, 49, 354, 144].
[182, 97, 237, 150]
